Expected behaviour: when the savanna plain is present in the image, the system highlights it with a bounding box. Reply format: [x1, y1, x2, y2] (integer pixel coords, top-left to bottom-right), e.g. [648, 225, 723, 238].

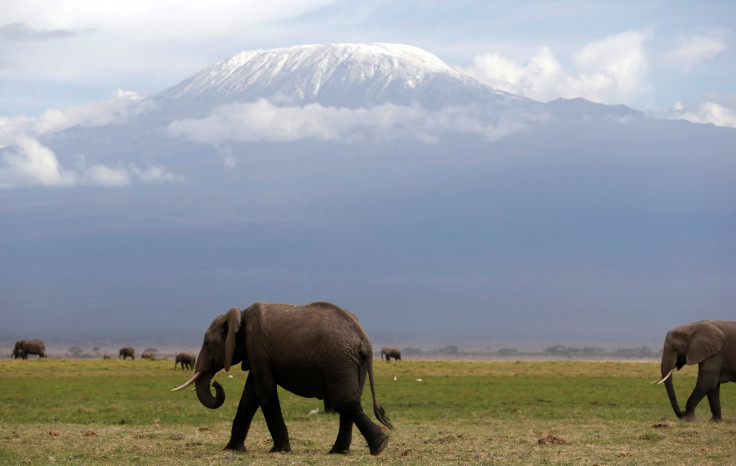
[1, 358, 734, 464]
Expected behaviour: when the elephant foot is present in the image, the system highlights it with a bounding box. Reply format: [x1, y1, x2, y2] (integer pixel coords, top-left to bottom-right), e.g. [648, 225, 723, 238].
[223, 441, 246, 452]
[329, 446, 350, 455]
[681, 413, 698, 422]
[710, 416, 723, 423]
[368, 433, 390, 456]
[269, 444, 291, 453]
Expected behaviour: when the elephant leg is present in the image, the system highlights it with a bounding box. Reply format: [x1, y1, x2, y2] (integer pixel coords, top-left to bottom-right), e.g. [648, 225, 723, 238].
[329, 412, 353, 454]
[225, 373, 260, 452]
[683, 370, 718, 421]
[707, 383, 722, 422]
[254, 373, 290, 453]
[342, 402, 389, 456]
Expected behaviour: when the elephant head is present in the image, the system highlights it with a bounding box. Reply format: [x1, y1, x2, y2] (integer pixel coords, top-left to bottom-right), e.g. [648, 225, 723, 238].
[654, 320, 727, 418]
[171, 308, 245, 409]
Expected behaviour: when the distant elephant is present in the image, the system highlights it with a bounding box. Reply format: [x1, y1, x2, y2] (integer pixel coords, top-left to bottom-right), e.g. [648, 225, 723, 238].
[174, 351, 196, 371]
[381, 347, 401, 361]
[172, 302, 393, 455]
[654, 320, 736, 421]
[13, 339, 46, 359]
[119, 347, 135, 360]
[141, 351, 154, 359]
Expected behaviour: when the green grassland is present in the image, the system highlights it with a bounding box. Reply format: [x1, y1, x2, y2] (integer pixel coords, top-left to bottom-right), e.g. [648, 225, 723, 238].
[1, 358, 735, 464]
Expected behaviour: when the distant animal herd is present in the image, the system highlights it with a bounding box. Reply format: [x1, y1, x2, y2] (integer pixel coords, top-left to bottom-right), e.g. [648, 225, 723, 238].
[11, 340, 197, 372]
[9, 303, 736, 456]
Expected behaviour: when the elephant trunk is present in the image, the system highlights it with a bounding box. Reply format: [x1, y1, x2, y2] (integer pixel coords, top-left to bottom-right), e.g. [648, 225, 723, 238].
[194, 372, 225, 409]
[658, 351, 683, 418]
[663, 375, 683, 418]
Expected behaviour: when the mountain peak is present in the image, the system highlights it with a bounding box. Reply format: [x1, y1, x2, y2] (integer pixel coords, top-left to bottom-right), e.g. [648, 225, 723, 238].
[152, 43, 519, 114]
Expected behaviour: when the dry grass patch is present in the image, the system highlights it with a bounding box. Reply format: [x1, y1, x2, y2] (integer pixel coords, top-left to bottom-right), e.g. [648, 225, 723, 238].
[2, 359, 734, 464]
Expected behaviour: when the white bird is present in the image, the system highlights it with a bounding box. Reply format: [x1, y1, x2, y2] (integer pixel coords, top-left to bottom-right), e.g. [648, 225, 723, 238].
[307, 408, 319, 416]
[416, 378, 423, 382]
[393, 376, 397, 381]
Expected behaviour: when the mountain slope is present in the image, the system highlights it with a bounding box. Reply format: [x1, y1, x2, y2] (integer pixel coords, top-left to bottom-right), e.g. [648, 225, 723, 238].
[150, 43, 531, 115]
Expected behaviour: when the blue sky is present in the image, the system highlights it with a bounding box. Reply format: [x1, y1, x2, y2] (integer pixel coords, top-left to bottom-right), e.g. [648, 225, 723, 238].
[1, 0, 734, 126]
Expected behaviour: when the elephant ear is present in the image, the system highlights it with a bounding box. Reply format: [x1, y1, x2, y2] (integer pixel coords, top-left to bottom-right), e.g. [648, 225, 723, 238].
[687, 320, 726, 365]
[223, 307, 242, 372]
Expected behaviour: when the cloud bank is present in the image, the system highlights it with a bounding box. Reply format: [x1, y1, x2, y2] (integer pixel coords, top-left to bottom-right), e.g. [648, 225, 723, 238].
[670, 100, 736, 128]
[467, 31, 651, 107]
[466, 29, 735, 129]
[168, 99, 543, 146]
[0, 91, 181, 189]
[665, 34, 727, 71]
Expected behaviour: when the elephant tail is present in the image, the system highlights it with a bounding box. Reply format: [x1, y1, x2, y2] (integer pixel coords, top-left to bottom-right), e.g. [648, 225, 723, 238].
[365, 351, 393, 430]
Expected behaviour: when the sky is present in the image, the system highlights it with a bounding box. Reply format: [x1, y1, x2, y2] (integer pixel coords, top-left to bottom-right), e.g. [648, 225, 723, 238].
[1, 0, 735, 126]
[1, 1, 735, 347]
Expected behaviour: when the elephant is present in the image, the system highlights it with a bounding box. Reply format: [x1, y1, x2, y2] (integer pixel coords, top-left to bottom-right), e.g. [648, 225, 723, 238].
[13, 339, 46, 359]
[141, 351, 154, 359]
[381, 347, 401, 361]
[174, 351, 196, 371]
[654, 320, 736, 421]
[119, 347, 135, 360]
[172, 301, 393, 455]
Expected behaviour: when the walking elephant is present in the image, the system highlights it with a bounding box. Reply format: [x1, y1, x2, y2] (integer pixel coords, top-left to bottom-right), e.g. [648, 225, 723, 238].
[141, 351, 154, 359]
[381, 347, 401, 361]
[119, 347, 135, 360]
[13, 339, 46, 359]
[172, 302, 393, 455]
[174, 351, 196, 371]
[654, 320, 736, 421]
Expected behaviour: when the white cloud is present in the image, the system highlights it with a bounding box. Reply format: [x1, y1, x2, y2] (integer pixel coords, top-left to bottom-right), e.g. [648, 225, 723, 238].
[130, 164, 184, 184]
[0, 91, 180, 189]
[467, 47, 563, 102]
[168, 99, 537, 145]
[0, 134, 76, 187]
[669, 100, 736, 129]
[665, 34, 727, 71]
[81, 164, 130, 187]
[30, 90, 147, 135]
[467, 30, 651, 106]
[562, 31, 650, 104]
[1, 1, 336, 40]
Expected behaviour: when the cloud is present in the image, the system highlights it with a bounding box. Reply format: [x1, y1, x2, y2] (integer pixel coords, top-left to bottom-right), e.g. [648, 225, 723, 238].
[168, 99, 538, 145]
[0, 22, 77, 42]
[467, 47, 563, 103]
[0, 134, 76, 188]
[669, 99, 736, 129]
[561, 31, 650, 104]
[0, 91, 180, 189]
[1, 1, 336, 41]
[30, 90, 148, 135]
[467, 30, 651, 106]
[129, 164, 184, 184]
[665, 34, 727, 71]
[80, 163, 130, 187]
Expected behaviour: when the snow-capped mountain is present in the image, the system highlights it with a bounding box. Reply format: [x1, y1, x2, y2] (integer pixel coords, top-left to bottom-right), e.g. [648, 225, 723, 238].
[150, 43, 532, 116]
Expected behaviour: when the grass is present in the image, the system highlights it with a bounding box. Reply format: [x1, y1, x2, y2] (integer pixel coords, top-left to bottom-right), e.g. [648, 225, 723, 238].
[1, 358, 735, 464]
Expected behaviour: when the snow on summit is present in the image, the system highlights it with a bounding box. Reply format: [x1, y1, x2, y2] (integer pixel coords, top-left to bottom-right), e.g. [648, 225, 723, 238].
[152, 43, 518, 114]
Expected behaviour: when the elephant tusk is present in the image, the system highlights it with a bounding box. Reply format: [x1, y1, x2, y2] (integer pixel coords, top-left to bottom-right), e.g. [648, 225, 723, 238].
[652, 368, 674, 385]
[172, 371, 203, 392]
